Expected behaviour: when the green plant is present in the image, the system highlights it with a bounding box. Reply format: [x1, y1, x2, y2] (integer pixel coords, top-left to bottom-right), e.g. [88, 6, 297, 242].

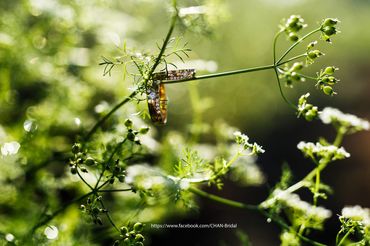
[1, 1, 369, 246]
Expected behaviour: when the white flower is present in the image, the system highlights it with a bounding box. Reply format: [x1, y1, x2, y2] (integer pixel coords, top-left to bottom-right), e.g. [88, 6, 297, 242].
[297, 141, 350, 161]
[44, 225, 58, 240]
[262, 189, 332, 221]
[341, 205, 370, 227]
[1, 141, 21, 156]
[179, 6, 207, 17]
[320, 107, 370, 132]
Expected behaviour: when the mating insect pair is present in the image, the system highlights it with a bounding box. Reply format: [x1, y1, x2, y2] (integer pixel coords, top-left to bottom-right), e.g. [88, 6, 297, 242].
[147, 69, 196, 124]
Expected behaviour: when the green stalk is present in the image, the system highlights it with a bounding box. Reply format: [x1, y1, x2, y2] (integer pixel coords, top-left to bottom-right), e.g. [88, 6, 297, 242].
[188, 186, 327, 246]
[276, 28, 321, 64]
[162, 64, 275, 84]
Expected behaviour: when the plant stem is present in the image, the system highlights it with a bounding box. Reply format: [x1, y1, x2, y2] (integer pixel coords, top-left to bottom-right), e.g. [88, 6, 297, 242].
[188, 186, 327, 246]
[94, 139, 127, 191]
[98, 188, 132, 193]
[273, 66, 297, 109]
[333, 127, 345, 147]
[77, 169, 94, 190]
[162, 64, 276, 84]
[84, 91, 137, 141]
[188, 186, 258, 210]
[99, 199, 120, 232]
[313, 167, 321, 206]
[277, 28, 321, 64]
[28, 191, 94, 235]
[337, 227, 354, 246]
[278, 54, 307, 66]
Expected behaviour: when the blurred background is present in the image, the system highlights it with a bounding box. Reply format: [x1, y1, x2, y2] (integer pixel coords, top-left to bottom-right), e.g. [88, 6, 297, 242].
[0, 0, 369, 245]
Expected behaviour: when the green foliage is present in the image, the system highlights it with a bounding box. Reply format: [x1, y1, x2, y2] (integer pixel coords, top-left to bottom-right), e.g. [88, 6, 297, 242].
[0, 1, 369, 246]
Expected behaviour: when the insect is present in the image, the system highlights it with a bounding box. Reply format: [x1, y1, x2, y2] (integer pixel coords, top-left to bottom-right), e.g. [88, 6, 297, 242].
[147, 69, 196, 124]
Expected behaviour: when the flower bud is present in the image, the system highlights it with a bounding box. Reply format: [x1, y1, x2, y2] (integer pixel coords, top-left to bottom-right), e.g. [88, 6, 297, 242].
[291, 62, 304, 71]
[323, 18, 339, 27]
[135, 234, 144, 242]
[308, 50, 324, 59]
[323, 85, 334, 96]
[139, 127, 150, 134]
[289, 32, 299, 42]
[133, 222, 144, 232]
[70, 167, 77, 174]
[85, 157, 95, 166]
[120, 226, 129, 235]
[306, 41, 317, 50]
[322, 26, 337, 36]
[127, 131, 136, 141]
[124, 119, 133, 128]
[72, 143, 81, 154]
[324, 66, 337, 75]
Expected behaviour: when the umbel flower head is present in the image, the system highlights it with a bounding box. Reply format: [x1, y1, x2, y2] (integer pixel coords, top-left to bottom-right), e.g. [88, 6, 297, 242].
[297, 93, 319, 121]
[320, 18, 340, 43]
[297, 141, 350, 164]
[281, 15, 307, 41]
[320, 107, 370, 133]
[233, 131, 265, 155]
[341, 205, 370, 227]
[261, 189, 332, 229]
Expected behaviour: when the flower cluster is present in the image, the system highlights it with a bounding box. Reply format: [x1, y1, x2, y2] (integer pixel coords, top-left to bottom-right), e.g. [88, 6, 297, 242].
[114, 223, 145, 246]
[233, 131, 265, 155]
[306, 41, 324, 64]
[320, 18, 340, 43]
[279, 62, 305, 87]
[338, 206, 370, 245]
[320, 107, 370, 133]
[316, 66, 339, 96]
[69, 143, 95, 174]
[281, 15, 307, 42]
[341, 205, 370, 227]
[297, 93, 319, 121]
[297, 141, 350, 163]
[262, 189, 332, 229]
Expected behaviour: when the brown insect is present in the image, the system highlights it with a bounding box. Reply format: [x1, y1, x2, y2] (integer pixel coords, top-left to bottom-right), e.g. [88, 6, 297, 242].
[147, 69, 196, 124]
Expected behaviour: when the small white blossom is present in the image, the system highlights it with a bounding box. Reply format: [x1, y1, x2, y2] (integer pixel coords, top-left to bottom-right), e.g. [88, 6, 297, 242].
[179, 6, 207, 17]
[297, 141, 350, 162]
[341, 205, 370, 227]
[44, 225, 58, 240]
[262, 189, 332, 221]
[320, 107, 370, 132]
[1, 141, 21, 156]
[233, 131, 265, 155]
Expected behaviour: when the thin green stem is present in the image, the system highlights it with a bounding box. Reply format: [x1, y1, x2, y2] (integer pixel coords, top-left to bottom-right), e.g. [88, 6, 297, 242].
[189, 186, 326, 246]
[337, 227, 354, 246]
[99, 199, 120, 232]
[298, 73, 317, 81]
[277, 28, 321, 64]
[273, 66, 297, 109]
[333, 127, 346, 147]
[162, 64, 276, 84]
[188, 186, 258, 210]
[273, 31, 283, 65]
[278, 54, 307, 66]
[336, 228, 345, 245]
[76, 169, 94, 190]
[94, 139, 127, 191]
[313, 168, 321, 206]
[98, 188, 132, 193]
[27, 191, 94, 235]
[84, 91, 137, 141]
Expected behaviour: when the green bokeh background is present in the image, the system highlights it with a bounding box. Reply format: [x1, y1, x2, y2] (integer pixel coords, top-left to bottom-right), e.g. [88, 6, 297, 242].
[0, 0, 369, 245]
